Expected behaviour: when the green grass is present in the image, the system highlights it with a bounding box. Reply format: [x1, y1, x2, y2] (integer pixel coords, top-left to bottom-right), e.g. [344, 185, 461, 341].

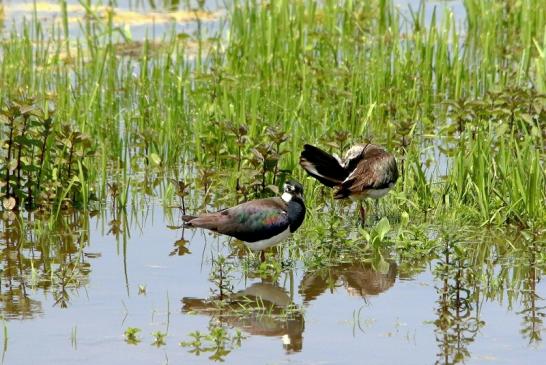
[0, 0, 543, 293]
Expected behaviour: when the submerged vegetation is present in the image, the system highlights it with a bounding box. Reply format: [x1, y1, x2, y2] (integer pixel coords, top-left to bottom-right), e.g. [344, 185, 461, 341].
[0, 0, 545, 363]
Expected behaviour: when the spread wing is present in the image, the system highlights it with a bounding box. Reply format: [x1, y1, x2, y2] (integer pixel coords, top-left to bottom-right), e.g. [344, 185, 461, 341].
[183, 198, 289, 242]
[299, 144, 348, 187]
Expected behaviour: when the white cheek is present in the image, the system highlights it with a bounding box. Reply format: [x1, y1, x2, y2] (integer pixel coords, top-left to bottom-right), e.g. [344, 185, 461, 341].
[281, 192, 292, 202]
[282, 334, 291, 345]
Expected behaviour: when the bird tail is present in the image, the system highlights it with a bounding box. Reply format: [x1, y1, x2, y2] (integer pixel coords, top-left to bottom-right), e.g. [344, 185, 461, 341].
[299, 144, 348, 187]
[182, 298, 212, 312]
[333, 185, 352, 199]
[182, 214, 221, 230]
[182, 215, 199, 228]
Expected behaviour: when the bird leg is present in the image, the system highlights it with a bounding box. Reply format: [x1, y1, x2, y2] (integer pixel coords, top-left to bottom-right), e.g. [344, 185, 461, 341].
[359, 201, 366, 224]
[260, 250, 266, 263]
[374, 199, 380, 219]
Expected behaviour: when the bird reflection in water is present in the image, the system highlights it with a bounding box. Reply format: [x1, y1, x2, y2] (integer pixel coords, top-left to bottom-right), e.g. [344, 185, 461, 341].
[182, 281, 304, 352]
[299, 261, 397, 303]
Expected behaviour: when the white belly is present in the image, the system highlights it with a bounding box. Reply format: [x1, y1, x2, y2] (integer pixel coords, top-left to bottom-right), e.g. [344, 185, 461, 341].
[244, 228, 291, 251]
[366, 187, 392, 199]
[349, 186, 392, 201]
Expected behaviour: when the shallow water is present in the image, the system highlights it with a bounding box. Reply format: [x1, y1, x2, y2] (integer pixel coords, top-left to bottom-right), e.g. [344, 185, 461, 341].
[2, 203, 544, 364]
[1, 0, 467, 38]
[1, 0, 224, 42]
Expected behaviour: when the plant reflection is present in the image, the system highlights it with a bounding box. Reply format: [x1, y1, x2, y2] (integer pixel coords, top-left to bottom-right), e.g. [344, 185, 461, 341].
[432, 229, 546, 364]
[517, 238, 545, 345]
[0, 210, 93, 318]
[434, 237, 485, 365]
[169, 228, 191, 256]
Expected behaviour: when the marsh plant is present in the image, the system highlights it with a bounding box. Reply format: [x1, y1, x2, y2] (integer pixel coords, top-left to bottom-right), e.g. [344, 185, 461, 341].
[151, 331, 167, 347]
[179, 326, 245, 362]
[209, 255, 236, 300]
[206, 122, 291, 198]
[124, 327, 141, 345]
[449, 123, 544, 227]
[0, 0, 542, 233]
[0, 98, 94, 211]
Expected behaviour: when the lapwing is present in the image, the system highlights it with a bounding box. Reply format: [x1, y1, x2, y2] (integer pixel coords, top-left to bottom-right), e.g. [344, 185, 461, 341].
[183, 282, 304, 352]
[299, 143, 398, 222]
[182, 180, 305, 261]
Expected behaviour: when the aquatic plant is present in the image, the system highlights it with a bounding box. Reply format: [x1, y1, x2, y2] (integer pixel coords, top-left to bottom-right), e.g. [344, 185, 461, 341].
[124, 327, 141, 345]
[151, 330, 167, 347]
[179, 326, 245, 362]
[209, 255, 236, 300]
[0, 99, 94, 211]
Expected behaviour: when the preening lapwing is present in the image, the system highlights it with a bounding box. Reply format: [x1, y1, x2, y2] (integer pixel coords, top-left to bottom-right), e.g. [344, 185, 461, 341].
[299, 143, 398, 222]
[299, 261, 397, 303]
[182, 180, 305, 261]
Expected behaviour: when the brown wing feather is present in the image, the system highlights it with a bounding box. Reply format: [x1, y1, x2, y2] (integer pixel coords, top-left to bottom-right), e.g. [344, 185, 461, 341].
[334, 148, 398, 199]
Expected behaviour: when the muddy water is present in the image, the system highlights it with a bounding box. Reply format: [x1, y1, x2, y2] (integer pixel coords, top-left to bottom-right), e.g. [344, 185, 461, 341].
[1, 203, 544, 364]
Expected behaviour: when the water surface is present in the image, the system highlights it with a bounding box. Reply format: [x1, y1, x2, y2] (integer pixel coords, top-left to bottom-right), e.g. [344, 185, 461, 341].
[2, 202, 544, 364]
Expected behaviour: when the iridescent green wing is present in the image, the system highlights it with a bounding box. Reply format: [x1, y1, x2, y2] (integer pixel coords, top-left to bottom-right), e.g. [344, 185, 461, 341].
[218, 198, 289, 242]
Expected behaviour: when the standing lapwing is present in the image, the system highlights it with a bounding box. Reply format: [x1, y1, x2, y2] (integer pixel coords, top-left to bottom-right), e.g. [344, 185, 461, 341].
[183, 281, 304, 352]
[182, 180, 305, 261]
[299, 143, 398, 222]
